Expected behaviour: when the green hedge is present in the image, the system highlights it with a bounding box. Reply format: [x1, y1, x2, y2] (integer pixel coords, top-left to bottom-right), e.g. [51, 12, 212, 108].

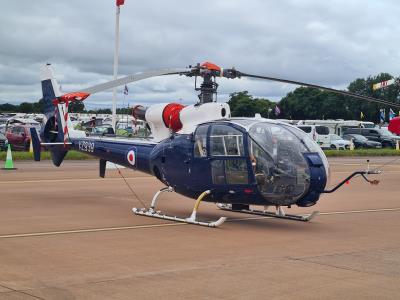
[0, 150, 94, 161]
[324, 149, 400, 157]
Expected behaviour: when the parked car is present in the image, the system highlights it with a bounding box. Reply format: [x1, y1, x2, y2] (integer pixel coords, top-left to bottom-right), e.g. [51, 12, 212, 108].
[329, 134, 351, 150]
[6, 125, 40, 151]
[342, 128, 400, 148]
[86, 125, 115, 137]
[381, 127, 400, 137]
[342, 134, 382, 149]
[296, 125, 331, 148]
[0, 124, 6, 134]
[0, 132, 8, 151]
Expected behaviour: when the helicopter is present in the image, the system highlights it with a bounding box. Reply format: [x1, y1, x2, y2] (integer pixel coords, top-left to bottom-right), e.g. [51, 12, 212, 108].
[31, 62, 398, 227]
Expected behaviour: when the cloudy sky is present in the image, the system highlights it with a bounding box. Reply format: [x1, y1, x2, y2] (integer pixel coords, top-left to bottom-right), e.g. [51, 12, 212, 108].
[1, 0, 399, 109]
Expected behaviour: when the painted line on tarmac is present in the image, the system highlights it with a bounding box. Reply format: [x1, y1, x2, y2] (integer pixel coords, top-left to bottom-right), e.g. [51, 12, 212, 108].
[0, 177, 152, 184]
[330, 163, 400, 167]
[226, 207, 400, 222]
[2, 170, 400, 185]
[333, 170, 400, 174]
[0, 207, 399, 239]
[320, 207, 400, 215]
[0, 223, 187, 239]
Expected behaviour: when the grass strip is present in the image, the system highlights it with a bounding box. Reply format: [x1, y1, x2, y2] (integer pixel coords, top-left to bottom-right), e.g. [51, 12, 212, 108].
[0, 150, 94, 161]
[324, 149, 400, 157]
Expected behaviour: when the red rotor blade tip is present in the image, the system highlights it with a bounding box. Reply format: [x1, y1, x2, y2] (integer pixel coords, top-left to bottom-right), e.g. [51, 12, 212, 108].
[60, 92, 90, 102]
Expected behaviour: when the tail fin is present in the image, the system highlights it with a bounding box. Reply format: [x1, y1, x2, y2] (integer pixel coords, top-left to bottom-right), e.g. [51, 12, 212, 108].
[30, 128, 41, 162]
[41, 63, 62, 119]
[40, 64, 68, 166]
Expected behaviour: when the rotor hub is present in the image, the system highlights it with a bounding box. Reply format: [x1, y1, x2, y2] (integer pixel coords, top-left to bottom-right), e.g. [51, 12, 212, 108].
[184, 62, 239, 105]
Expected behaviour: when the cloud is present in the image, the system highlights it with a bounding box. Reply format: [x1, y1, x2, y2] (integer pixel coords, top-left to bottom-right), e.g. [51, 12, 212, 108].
[1, 0, 399, 108]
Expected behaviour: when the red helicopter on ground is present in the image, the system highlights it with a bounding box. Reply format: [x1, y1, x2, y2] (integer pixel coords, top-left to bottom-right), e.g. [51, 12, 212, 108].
[31, 62, 399, 227]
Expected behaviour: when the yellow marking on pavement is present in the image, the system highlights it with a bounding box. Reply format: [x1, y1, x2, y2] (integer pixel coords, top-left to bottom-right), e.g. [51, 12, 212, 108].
[2, 170, 400, 185]
[332, 170, 400, 174]
[227, 207, 400, 222]
[330, 163, 400, 167]
[0, 207, 399, 239]
[319, 207, 400, 215]
[0, 177, 152, 184]
[1, 171, 399, 185]
[0, 223, 187, 239]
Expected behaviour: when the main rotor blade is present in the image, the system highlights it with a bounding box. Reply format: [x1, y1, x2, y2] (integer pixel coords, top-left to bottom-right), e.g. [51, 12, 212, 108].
[238, 72, 400, 108]
[78, 68, 190, 95]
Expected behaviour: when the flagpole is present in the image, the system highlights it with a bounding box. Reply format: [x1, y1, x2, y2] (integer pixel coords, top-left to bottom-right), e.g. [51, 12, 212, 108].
[112, 3, 121, 132]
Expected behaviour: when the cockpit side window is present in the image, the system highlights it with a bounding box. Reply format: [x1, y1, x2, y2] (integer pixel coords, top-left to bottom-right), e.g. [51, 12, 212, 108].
[210, 125, 244, 157]
[194, 125, 209, 157]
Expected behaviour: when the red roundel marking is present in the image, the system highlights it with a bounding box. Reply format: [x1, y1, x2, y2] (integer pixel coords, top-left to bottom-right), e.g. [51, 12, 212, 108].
[127, 150, 136, 166]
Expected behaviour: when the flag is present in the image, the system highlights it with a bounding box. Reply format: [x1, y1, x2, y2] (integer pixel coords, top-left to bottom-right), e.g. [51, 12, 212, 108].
[360, 111, 364, 119]
[379, 109, 385, 123]
[124, 85, 129, 95]
[372, 79, 395, 90]
[274, 105, 281, 116]
[389, 108, 396, 121]
[116, 0, 125, 6]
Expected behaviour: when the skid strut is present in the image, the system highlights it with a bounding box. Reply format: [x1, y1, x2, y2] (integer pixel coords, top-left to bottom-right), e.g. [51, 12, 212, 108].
[217, 203, 319, 222]
[133, 189, 226, 228]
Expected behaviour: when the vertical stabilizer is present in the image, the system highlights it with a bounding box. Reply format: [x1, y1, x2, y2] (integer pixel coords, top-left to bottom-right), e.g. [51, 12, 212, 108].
[40, 64, 68, 166]
[40, 63, 62, 118]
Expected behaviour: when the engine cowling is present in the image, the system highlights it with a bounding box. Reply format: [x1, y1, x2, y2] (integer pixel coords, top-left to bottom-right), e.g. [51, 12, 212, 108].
[132, 102, 231, 141]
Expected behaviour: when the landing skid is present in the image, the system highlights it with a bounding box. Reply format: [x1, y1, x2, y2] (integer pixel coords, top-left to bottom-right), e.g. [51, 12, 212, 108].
[133, 188, 226, 228]
[217, 203, 319, 222]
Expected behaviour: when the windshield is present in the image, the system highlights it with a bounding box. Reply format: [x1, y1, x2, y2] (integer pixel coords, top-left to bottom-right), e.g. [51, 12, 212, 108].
[380, 128, 397, 137]
[363, 123, 375, 128]
[316, 126, 330, 135]
[248, 122, 311, 205]
[94, 126, 112, 133]
[352, 134, 367, 141]
[298, 126, 312, 133]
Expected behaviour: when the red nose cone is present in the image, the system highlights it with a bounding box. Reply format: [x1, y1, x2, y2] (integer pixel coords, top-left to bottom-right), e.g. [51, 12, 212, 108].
[388, 116, 400, 135]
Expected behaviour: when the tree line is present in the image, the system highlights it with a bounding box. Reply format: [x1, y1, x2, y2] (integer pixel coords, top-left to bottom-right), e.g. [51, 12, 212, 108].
[0, 99, 85, 114]
[229, 73, 399, 123]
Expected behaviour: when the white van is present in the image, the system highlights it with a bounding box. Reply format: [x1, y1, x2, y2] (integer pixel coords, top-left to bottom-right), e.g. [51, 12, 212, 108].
[296, 125, 331, 149]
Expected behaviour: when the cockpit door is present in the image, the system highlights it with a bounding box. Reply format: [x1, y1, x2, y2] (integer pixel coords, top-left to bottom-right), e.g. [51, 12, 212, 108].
[191, 124, 212, 191]
[163, 135, 191, 188]
[208, 124, 251, 188]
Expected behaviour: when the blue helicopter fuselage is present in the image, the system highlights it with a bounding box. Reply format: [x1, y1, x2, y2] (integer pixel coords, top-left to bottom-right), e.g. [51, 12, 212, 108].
[64, 119, 328, 208]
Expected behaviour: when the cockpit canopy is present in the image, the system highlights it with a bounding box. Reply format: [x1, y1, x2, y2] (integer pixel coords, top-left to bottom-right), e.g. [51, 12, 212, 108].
[194, 119, 329, 205]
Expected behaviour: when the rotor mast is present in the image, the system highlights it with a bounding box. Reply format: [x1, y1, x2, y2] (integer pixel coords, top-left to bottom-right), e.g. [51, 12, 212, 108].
[196, 72, 218, 104]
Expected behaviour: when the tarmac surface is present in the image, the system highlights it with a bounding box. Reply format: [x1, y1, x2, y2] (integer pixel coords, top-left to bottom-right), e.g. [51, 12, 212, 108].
[0, 157, 399, 299]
